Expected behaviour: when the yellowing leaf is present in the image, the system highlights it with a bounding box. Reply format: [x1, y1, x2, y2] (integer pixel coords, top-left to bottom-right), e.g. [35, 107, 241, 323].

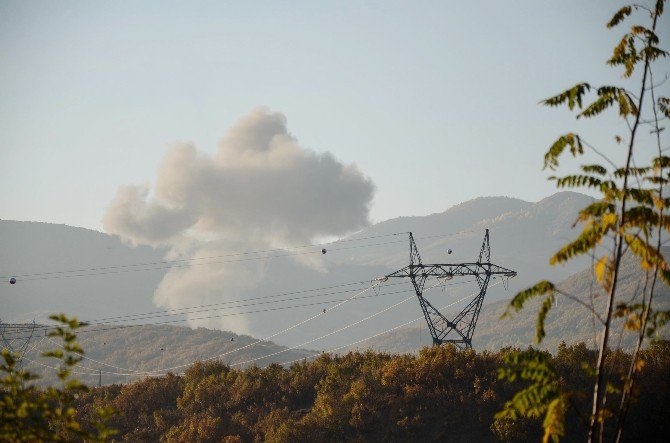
[602, 213, 617, 228]
[595, 256, 608, 283]
[625, 313, 642, 331]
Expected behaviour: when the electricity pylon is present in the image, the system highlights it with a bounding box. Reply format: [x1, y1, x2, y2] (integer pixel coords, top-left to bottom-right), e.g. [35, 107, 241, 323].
[385, 229, 516, 349]
[0, 320, 40, 365]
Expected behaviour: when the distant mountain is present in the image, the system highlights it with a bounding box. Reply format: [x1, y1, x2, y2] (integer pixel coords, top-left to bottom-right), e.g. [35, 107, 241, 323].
[1, 191, 600, 351]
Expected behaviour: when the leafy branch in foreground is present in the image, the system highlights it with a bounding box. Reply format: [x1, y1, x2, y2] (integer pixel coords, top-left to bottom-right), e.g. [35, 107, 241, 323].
[496, 349, 569, 443]
[499, 1, 670, 442]
[0, 314, 117, 442]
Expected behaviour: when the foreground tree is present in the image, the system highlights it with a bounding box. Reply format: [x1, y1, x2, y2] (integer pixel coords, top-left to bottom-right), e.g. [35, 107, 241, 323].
[499, 1, 669, 442]
[0, 315, 116, 441]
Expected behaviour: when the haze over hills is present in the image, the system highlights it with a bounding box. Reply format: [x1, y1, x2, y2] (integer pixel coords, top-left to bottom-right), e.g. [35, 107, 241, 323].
[2, 191, 594, 351]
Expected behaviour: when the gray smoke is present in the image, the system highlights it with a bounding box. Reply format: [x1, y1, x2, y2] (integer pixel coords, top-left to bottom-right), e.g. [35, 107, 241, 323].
[102, 107, 375, 334]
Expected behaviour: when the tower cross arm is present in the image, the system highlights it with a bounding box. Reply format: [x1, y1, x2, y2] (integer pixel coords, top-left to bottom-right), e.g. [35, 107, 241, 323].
[384, 263, 516, 279]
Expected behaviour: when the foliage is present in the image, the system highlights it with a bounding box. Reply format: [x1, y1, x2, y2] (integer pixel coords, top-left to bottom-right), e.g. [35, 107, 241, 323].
[67, 343, 670, 442]
[500, 1, 670, 441]
[496, 349, 567, 443]
[0, 314, 116, 442]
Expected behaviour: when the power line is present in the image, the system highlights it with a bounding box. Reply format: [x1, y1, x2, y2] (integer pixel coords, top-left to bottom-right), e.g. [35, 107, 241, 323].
[92, 283, 406, 324]
[229, 290, 427, 368]
[24, 279, 396, 376]
[22, 279, 503, 377]
[26, 282, 494, 376]
[279, 280, 505, 367]
[10, 279, 474, 340]
[43, 337, 145, 373]
[2, 228, 477, 334]
[10, 285, 412, 340]
[6, 241, 399, 282]
[9, 279, 384, 341]
[1, 232, 408, 280]
[2, 230, 476, 283]
[232, 277, 486, 368]
[87, 280, 374, 323]
[24, 282, 410, 376]
[8, 228, 491, 377]
[134, 279, 384, 375]
[1, 279, 374, 327]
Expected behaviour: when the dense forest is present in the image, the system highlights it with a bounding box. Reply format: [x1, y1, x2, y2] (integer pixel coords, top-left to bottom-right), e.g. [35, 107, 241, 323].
[69, 341, 670, 442]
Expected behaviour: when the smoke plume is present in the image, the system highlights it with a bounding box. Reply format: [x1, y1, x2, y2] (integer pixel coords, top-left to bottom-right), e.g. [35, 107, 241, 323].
[102, 108, 375, 334]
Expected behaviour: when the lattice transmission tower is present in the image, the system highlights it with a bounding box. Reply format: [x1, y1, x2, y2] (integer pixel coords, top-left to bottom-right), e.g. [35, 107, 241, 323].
[385, 229, 516, 349]
[0, 320, 42, 365]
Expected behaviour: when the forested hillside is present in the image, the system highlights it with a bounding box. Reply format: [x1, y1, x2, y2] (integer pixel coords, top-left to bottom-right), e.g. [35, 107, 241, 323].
[71, 342, 670, 442]
[21, 325, 316, 386]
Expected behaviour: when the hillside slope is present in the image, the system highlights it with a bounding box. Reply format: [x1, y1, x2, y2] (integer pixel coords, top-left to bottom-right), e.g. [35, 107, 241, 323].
[20, 324, 316, 386]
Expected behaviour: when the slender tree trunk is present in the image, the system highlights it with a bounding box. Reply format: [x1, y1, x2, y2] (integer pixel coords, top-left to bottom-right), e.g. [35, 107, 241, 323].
[614, 31, 664, 441]
[587, 15, 656, 440]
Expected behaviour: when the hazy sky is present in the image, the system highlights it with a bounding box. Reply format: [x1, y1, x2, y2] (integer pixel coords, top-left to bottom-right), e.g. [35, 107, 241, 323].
[1, 0, 668, 232]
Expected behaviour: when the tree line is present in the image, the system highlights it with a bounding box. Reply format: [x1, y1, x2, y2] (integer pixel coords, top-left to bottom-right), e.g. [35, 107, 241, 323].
[67, 341, 669, 442]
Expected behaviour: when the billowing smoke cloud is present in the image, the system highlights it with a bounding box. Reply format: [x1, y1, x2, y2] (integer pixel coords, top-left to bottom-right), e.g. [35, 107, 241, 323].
[103, 108, 375, 334]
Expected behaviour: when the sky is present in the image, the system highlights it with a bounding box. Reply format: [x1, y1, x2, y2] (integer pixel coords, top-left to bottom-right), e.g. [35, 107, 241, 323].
[1, 0, 669, 232]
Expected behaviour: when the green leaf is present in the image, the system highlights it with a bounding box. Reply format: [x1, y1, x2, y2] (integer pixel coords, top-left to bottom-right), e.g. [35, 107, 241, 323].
[659, 97, 670, 119]
[536, 294, 555, 343]
[497, 349, 561, 430]
[551, 219, 614, 265]
[647, 309, 670, 336]
[581, 164, 608, 175]
[607, 5, 632, 28]
[503, 281, 555, 318]
[614, 166, 651, 178]
[544, 133, 584, 170]
[641, 45, 668, 62]
[541, 83, 591, 110]
[577, 201, 615, 220]
[577, 86, 637, 118]
[608, 35, 639, 77]
[543, 394, 568, 443]
[627, 188, 655, 206]
[624, 234, 669, 271]
[553, 174, 603, 190]
[578, 87, 617, 118]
